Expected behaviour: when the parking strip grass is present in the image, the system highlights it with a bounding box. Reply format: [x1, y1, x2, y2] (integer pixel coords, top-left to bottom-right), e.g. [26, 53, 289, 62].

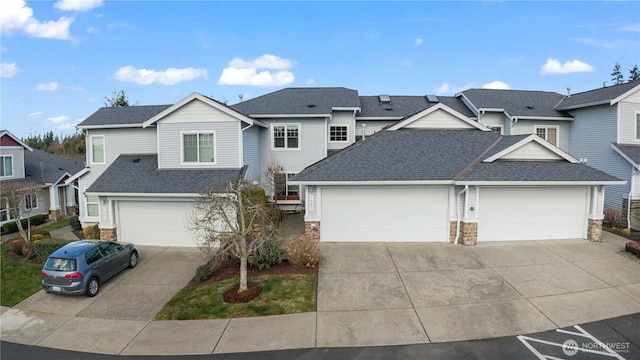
[155, 274, 317, 320]
[1, 243, 43, 307]
[39, 218, 71, 232]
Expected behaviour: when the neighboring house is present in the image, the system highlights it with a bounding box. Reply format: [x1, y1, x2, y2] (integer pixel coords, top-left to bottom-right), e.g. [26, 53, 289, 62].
[0, 129, 84, 227]
[70, 86, 626, 246]
[291, 105, 622, 244]
[458, 81, 640, 227]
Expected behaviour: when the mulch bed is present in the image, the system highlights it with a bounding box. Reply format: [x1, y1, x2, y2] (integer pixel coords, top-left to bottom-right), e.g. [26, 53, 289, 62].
[191, 260, 318, 287]
[223, 284, 263, 303]
[5, 250, 40, 264]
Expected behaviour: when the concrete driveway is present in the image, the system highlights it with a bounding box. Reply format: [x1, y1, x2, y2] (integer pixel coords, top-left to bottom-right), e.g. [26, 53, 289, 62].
[11, 246, 203, 321]
[316, 233, 640, 347]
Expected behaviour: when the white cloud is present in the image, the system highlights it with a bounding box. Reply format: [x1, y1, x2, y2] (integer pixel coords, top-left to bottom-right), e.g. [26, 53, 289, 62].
[305, 78, 315, 85]
[540, 58, 594, 75]
[56, 122, 77, 130]
[0, 62, 19, 78]
[65, 85, 85, 91]
[218, 54, 296, 86]
[415, 38, 423, 46]
[1, 0, 74, 40]
[28, 111, 42, 117]
[55, 0, 103, 12]
[619, 24, 640, 32]
[399, 60, 414, 67]
[482, 81, 511, 90]
[113, 66, 208, 85]
[87, 26, 96, 34]
[37, 81, 59, 91]
[46, 115, 69, 124]
[434, 82, 474, 95]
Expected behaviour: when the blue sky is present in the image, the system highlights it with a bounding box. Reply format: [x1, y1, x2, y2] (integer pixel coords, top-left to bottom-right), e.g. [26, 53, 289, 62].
[1, 0, 639, 139]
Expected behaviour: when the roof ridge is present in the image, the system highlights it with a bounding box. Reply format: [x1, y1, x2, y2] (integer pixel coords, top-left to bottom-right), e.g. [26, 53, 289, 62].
[453, 135, 503, 181]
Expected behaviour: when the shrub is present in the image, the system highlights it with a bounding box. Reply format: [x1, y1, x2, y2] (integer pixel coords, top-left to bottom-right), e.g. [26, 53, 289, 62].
[249, 238, 286, 270]
[69, 216, 82, 231]
[9, 236, 25, 256]
[34, 239, 74, 263]
[83, 224, 100, 239]
[1, 214, 47, 234]
[287, 235, 320, 267]
[195, 264, 213, 282]
[22, 242, 35, 259]
[604, 208, 623, 227]
[32, 229, 51, 239]
[31, 234, 45, 242]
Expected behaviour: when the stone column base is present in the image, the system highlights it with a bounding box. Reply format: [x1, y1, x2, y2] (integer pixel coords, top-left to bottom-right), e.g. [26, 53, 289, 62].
[49, 209, 62, 221]
[449, 221, 457, 243]
[302, 221, 321, 240]
[461, 222, 478, 246]
[100, 228, 117, 242]
[66, 205, 77, 216]
[587, 218, 603, 242]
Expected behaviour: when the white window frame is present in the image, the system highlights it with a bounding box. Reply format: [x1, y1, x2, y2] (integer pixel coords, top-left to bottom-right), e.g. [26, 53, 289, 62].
[85, 191, 99, 218]
[489, 125, 503, 134]
[1, 200, 12, 222]
[329, 124, 350, 143]
[24, 194, 37, 210]
[273, 172, 301, 203]
[534, 125, 559, 147]
[90, 135, 105, 165]
[180, 131, 217, 165]
[0, 155, 14, 178]
[271, 124, 301, 150]
[635, 111, 640, 141]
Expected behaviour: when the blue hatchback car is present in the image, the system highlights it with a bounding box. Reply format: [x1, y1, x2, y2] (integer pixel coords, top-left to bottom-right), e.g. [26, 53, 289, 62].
[41, 240, 138, 297]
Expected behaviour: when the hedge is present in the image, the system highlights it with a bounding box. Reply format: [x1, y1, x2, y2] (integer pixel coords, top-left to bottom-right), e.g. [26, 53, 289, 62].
[1, 214, 48, 235]
[34, 239, 75, 263]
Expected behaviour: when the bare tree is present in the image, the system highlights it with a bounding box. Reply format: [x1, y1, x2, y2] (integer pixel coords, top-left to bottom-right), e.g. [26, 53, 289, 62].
[264, 158, 285, 203]
[189, 177, 279, 292]
[1, 181, 42, 244]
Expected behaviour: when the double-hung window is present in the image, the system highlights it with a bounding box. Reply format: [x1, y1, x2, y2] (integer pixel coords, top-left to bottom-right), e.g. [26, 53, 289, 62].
[273, 124, 299, 149]
[24, 194, 37, 210]
[1, 201, 11, 222]
[535, 126, 558, 147]
[183, 132, 215, 163]
[489, 126, 503, 134]
[329, 125, 349, 142]
[90, 136, 105, 164]
[274, 173, 300, 201]
[635, 112, 640, 141]
[86, 194, 99, 217]
[0, 155, 13, 177]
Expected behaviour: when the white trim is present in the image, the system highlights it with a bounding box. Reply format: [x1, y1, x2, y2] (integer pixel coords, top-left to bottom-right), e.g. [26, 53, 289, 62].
[24, 193, 38, 211]
[142, 93, 263, 128]
[388, 103, 490, 131]
[0, 130, 33, 151]
[487, 125, 503, 134]
[332, 107, 361, 112]
[249, 114, 330, 119]
[483, 134, 578, 163]
[328, 124, 350, 143]
[85, 192, 203, 198]
[611, 83, 640, 105]
[180, 131, 217, 165]
[78, 124, 148, 130]
[512, 116, 573, 121]
[84, 187, 100, 219]
[456, 180, 626, 186]
[89, 135, 106, 165]
[635, 111, 640, 142]
[65, 167, 90, 184]
[289, 180, 454, 186]
[271, 123, 301, 151]
[0, 154, 14, 178]
[478, 107, 505, 113]
[611, 143, 640, 170]
[355, 116, 404, 120]
[533, 125, 560, 147]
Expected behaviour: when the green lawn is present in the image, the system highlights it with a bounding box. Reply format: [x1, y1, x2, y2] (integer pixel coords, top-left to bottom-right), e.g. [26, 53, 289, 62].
[0, 243, 43, 307]
[39, 218, 71, 232]
[155, 274, 317, 320]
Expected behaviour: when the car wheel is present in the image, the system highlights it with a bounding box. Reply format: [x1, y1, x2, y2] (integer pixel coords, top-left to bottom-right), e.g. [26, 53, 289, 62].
[86, 277, 99, 297]
[128, 251, 138, 268]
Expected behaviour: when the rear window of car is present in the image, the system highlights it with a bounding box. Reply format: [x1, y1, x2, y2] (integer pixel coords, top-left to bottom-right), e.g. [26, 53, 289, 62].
[44, 257, 77, 271]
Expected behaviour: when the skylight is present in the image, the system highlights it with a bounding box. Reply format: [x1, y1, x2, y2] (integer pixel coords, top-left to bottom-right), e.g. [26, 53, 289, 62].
[426, 95, 439, 103]
[379, 95, 391, 104]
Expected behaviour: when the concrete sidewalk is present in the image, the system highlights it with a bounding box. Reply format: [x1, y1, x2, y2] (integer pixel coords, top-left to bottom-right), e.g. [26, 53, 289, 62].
[1, 232, 639, 355]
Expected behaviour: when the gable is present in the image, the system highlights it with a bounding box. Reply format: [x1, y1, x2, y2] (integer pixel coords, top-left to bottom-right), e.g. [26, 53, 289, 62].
[403, 108, 477, 129]
[0, 134, 22, 147]
[499, 141, 565, 161]
[159, 98, 242, 124]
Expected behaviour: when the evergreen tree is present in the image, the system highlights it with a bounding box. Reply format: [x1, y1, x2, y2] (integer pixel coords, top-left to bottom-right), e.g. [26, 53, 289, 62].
[629, 65, 639, 82]
[611, 63, 624, 85]
[104, 89, 131, 107]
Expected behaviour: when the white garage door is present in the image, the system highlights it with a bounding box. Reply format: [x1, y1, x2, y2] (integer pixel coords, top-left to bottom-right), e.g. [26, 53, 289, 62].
[321, 186, 449, 242]
[118, 201, 197, 247]
[478, 187, 588, 241]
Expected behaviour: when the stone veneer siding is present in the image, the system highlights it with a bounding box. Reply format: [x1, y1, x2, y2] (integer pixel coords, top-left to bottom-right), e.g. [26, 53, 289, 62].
[587, 219, 603, 242]
[48, 209, 62, 221]
[66, 205, 77, 216]
[449, 221, 457, 243]
[100, 228, 117, 242]
[621, 198, 640, 226]
[461, 222, 478, 246]
[302, 221, 321, 240]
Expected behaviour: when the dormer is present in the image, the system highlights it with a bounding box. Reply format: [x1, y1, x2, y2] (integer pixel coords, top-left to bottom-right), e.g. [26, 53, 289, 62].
[0, 130, 32, 180]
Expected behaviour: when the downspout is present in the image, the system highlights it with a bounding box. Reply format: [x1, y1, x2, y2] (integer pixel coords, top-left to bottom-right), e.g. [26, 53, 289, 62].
[454, 185, 469, 245]
[628, 166, 635, 229]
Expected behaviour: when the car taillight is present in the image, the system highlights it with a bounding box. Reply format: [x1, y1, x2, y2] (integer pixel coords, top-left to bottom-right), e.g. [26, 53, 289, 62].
[41, 270, 47, 276]
[65, 272, 83, 279]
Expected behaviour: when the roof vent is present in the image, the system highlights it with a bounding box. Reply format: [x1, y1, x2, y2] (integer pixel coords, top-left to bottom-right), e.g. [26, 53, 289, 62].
[307, 104, 316, 108]
[385, 106, 393, 111]
[133, 158, 141, 163]
[526, 105, 534, 109]
[379, 95, 391, 104]
[426, 95, 439, 103]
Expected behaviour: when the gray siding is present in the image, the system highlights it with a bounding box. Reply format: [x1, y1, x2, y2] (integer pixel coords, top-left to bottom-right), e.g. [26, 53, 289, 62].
[355, 120, 398, 137]
[242, 125, 261, 183]
[478, 112, 505, 133]
[157, 99, 242, 169]
[618, 88, 640, 144]
[0, 147, 25, 179]
[511, 120, 571, 152]
[568, 105, 629, 210]
[328, 111, 356, 150]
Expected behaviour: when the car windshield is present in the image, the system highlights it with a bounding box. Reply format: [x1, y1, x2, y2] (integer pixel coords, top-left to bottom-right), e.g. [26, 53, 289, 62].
[44, 257, 77, 272]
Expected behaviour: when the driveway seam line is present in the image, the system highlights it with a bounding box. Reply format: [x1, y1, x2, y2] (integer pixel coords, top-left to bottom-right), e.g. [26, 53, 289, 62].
[118, 320, 152, 355]
[211, 318, 232, 354]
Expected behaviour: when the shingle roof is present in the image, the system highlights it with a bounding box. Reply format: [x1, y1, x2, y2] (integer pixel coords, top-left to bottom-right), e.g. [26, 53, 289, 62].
[87, 155, 243, 194]
[231, 87, 360, 115]
[460, 89, 571, 119]
[78, 105, 171, 127]
[555, 81, 640, 110]
[24, 149, 84, 184]
[612, 143, 640, 166]
[357, 96, 475, 118]
[292, 129, 621, 183]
